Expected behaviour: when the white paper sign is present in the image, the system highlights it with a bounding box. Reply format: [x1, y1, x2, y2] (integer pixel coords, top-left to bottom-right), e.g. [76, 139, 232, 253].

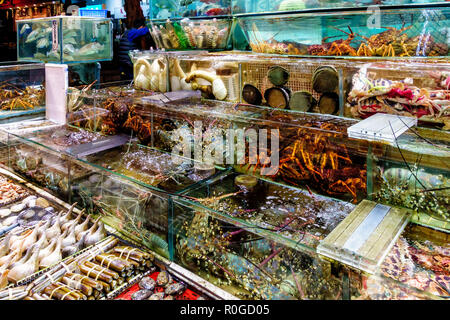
[45, 64, 68, 124]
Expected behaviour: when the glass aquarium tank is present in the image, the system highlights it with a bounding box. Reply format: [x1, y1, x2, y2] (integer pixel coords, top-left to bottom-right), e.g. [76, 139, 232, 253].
[0, 62, 45, 124]
[349, 224, 449, 300]
[149, 18, 233, 51]
[17, 16, 113, 64]
[178, 170, 356, 253]
[233, 110, 369, 204]
[73, 143, 224, 260]
[237, 5, 450, 57]
[172, 196, 347, 299]
[150, 0, 232, 19]
[2, 131, 93, 203]
[174, 172, 448, 299]
[76, 165, 172, 259]
[165, 52, 242, 101]
[369, 126, 450, 232]
[232, 0, 448, 14]
[67, 80, 153, 134]
[77, 143, 221, 194]
[346, 61, 450, 130]
[129, 50, 171, 93]
[134, 97, 369, 203]
[2, 124, 102, 202]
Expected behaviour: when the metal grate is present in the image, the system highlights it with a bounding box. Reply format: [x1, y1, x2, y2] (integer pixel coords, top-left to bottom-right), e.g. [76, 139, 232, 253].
[242, 61, 321, 102]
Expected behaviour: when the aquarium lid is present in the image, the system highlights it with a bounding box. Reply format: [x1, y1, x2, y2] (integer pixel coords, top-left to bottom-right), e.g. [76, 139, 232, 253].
[65, 134, 130, 157]
[317, 200, 409, 274]
[347, 113, 417, 144]
[139, 91, 202, 105]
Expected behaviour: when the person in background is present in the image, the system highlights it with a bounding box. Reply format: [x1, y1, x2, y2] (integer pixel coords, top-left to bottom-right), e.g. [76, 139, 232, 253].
[128, 19, 153, 49]
[118, 19, 155, 80]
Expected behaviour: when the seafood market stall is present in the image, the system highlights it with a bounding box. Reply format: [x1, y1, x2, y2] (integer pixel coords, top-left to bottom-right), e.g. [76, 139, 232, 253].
[1, 88, 448, 300]
[0, 0, 448, 302]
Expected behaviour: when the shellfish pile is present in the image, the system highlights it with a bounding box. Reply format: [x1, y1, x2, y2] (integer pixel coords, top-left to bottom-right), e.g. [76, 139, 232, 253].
[0, 176, 28, 207]
[347, 69, 450, 130]
[119, 270, 193, 300]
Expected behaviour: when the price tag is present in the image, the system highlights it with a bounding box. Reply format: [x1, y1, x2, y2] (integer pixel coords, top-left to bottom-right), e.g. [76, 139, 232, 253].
[52, 20, 58, 52]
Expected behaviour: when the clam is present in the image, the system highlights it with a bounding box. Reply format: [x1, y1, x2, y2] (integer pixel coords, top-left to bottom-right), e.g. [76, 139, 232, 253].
[289, 91, 317, 112]
[131, 289, 152, 300]
[11, 203, 26, 213]
[242, 84, 262, 106]
[138, 277, 156, 291]
[312, 65, 339, 94]
[165, 283, 185, 296]
[268, 66, 290, 86]
[156, 271, 172, 287]
[318, 92, 339, 114]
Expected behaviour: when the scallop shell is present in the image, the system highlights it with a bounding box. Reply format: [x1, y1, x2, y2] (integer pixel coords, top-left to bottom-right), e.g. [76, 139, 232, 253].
[23, 196, 37, 204]
[37, 209, 47, 218]
[18, 209, 35, 220]
[11, 203, 26, 213]
[26, 199, 36, 208]
[44, 207, 55, 214]
[2, 216, 17, 227]
[0, 209, 11, 218]
[36, 198, 50, 208]
[25, 220, 40, 227]
[42, 214, 53, 221]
